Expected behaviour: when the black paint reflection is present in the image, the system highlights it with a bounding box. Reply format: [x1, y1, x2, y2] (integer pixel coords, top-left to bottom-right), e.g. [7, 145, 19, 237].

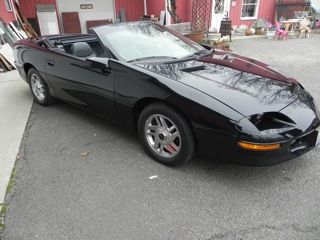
[138, 60, 300, 106]
[195, 64, 297, 105]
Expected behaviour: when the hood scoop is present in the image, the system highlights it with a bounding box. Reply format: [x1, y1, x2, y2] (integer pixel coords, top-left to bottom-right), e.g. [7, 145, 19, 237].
[180, 65, 205, 73]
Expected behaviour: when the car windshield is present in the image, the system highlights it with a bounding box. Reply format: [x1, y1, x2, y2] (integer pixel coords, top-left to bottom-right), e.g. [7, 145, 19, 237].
[93, 22, 204, 62]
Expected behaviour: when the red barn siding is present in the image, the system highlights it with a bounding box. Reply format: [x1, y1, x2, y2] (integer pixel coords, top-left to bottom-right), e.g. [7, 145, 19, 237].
[229, 0, 276, 26]
[146, 0, 165, 17]
[146, 0, 192, 23]
[18, 0, 57, 19]
[176, 0, 192, 22]
[115, 0, 144, 21]
[0, 0, 16, 23]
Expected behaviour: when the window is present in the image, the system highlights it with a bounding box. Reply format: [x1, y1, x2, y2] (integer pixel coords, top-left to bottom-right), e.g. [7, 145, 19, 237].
[214, 0, 225, 14]
[4, 0, 13, 12]
[241, 0, 259, 20]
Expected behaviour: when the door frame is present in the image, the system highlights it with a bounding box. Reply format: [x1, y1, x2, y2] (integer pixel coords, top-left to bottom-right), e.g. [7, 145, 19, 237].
[210, 0, 231, 32]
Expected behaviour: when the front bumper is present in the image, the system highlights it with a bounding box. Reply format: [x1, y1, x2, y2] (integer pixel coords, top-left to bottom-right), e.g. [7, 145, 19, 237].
[195, 127, 319, 166]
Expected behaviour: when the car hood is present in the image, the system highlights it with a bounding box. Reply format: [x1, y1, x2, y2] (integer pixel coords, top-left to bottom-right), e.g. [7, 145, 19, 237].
[136, 52, 301, 117]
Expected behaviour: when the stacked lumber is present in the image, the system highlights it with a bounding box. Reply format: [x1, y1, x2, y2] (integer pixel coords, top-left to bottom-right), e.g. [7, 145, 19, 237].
[0, 1, 38, 72]
[0, 43, 15, 73]
[0, 55, 14, 72]
[14, 1, 38, 38]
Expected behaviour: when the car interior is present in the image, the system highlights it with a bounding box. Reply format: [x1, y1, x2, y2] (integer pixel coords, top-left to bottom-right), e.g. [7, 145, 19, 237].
[38, 35, 110, 60]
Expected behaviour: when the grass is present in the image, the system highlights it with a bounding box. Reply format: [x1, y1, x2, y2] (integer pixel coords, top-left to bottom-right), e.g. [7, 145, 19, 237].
[0, 203, 9, 231]
[5, 166, 17, 195]
[0, 163, 18, 231]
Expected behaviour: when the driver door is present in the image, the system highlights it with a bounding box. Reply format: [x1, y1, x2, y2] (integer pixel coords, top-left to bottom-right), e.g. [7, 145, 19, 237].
[45, 43, 116, 122]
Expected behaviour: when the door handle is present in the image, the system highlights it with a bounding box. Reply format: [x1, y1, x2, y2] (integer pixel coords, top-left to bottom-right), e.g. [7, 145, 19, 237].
[47, 60, 55, 67]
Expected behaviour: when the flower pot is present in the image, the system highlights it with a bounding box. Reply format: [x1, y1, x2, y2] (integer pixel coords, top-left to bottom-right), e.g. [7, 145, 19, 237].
[245, 28, 255, 36]
[266, 31, 276, 39]
[186, 31, 204, 43]
[255, 27, 265, 35]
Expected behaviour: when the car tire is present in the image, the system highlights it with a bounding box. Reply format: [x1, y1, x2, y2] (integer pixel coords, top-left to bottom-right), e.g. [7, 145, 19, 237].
[28, 68, 54, 106]
[138, 102, 195, 166]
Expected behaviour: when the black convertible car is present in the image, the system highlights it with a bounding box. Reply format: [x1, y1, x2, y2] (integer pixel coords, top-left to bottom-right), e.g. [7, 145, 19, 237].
[14, 22, 320, 166]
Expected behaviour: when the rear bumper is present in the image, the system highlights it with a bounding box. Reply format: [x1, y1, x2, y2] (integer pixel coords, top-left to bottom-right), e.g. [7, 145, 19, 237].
[195, 127, 318, 166]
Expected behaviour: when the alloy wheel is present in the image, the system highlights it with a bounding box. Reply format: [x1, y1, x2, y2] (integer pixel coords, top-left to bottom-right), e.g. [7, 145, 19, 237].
[30, 73, 45, 101]
[144, 114, 181, 158]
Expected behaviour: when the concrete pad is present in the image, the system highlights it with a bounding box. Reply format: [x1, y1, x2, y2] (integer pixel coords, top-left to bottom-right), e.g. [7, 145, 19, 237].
[0, 71, 33, 203]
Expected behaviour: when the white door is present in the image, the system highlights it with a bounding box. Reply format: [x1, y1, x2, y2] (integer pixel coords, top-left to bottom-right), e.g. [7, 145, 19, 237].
[210, 0, 230, 32]
[37, 11, 60, 35]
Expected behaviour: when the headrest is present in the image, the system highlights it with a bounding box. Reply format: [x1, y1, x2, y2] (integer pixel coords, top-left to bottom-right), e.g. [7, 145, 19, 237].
[70, 42, 94, 58]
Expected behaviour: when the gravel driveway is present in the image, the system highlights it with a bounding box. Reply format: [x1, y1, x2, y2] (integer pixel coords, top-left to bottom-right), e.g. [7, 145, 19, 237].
[2, 35, 320, 240]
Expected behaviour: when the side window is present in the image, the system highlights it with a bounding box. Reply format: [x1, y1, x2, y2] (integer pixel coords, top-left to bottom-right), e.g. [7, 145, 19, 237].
[67, 41, 110, 59]
[55, 43, 66, 53]
[89, 41, 110, 58]
[49, 38, 110, 59]
[36, 40, 49, 49]
[47, 39, 67, 53]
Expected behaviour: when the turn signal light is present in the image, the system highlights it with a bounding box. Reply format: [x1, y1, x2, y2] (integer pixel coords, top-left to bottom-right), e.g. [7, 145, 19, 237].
[238, 141, 281, 151]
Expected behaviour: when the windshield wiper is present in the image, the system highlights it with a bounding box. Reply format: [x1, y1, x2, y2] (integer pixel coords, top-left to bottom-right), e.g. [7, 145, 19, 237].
[164, 48, 214, 64]
[184, 48, 214, 59]
[127, 56, 177, 63]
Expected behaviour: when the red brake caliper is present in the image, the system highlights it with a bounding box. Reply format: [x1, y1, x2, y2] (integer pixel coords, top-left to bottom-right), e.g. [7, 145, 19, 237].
[165, 144, 177, 154]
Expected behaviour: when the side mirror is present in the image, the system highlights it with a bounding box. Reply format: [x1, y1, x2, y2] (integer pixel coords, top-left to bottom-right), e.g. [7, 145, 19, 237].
[87, 57, 110, 69]
[200, 43, 213, 51]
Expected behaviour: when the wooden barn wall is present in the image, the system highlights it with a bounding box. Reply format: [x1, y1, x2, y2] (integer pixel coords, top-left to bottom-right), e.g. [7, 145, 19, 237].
[146, 0, 165, 17]
[0, 0, 16, 23]
[229, 0, 276, 26]
[115, 0, 144, 21]
[18, 0, 57, 19]
[146, 0, 192, 23]
[176, 0, 192, 23]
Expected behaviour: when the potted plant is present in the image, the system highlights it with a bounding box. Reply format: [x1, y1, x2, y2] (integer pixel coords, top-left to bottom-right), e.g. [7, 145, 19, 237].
[266, 21, 276, 39]
[251, 19, 268, 35]
[188, 0, 210, 42]
[187, 13, 204, 42]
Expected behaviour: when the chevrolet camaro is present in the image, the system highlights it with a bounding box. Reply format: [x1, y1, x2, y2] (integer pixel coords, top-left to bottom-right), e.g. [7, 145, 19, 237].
[14, 22, 320, 166]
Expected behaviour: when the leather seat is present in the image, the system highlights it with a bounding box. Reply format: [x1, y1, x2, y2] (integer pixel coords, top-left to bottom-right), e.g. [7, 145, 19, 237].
[70, 42, 95, 58]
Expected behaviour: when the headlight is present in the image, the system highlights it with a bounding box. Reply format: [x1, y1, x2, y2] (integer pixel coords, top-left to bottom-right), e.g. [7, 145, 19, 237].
[237, 112, 295, 135]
